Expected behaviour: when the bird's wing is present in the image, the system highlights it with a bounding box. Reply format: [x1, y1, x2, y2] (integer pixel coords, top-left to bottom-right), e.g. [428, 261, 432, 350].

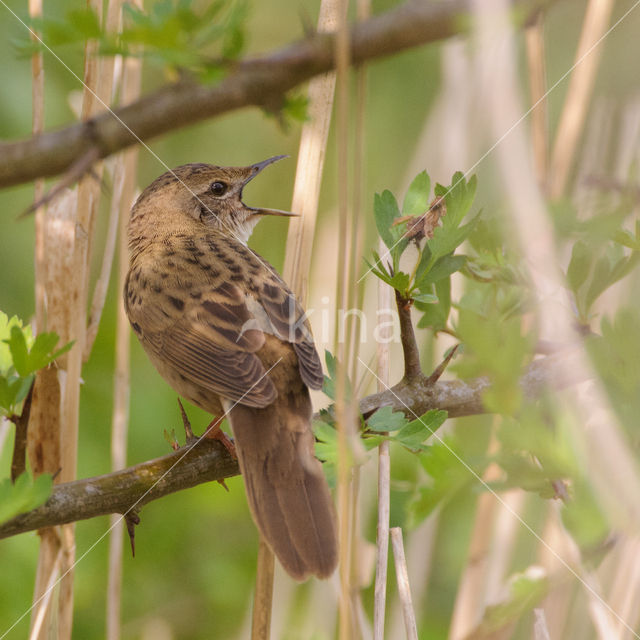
[126, 275, 276, 408]
[247, 276, 324, 390]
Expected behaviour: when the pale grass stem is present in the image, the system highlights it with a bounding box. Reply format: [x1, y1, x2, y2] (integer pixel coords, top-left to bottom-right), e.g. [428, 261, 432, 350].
[28, 549, 61, 640]
[54, 1, 120, 634]
[106, 29, 142, 638]
[27, 1, 56, 637]
[262, 1, 344, 637]
[449, 432, 503, 640]
[525, 13, 548, 190]
[373, 243, 392, 640]
[390, 527, 418, 640]
[549, 0, 615, 198]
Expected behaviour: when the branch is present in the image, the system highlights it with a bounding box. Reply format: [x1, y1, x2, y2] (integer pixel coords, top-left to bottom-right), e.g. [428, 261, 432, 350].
[0, 349, 586, 540]
[0, 438, 239, 539]
[395, 290, 422, 381]
[0, 0, 552, 188]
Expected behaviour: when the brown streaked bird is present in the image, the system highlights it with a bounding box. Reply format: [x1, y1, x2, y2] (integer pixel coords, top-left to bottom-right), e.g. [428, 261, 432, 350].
[124, 156, 338, 581]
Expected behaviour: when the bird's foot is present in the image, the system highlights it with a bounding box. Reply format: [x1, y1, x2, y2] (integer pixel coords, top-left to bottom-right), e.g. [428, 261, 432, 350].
[203, 416, 237, 459]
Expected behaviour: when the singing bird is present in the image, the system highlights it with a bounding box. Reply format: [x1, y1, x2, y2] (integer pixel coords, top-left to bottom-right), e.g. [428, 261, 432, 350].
[124, 156, 338, 580]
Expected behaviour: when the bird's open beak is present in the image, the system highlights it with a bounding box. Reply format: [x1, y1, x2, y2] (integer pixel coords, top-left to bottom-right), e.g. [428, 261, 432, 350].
[244, 155, 299, 217]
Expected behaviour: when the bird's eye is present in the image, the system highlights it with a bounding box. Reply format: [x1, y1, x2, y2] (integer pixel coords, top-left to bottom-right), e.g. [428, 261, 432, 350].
[210, 181, 227, 196]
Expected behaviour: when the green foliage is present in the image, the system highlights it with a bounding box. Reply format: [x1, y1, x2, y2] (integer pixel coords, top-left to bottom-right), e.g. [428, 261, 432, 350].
[408, 431, 486, 524]
[367, 170, 479, 335]
[15, 0, 249, 82]
[563, 211, 640, 323]
[455, 309, 533, 415]
[314, 378, 448, 488]
[0, 472, 52, 524]
[588, 307, 640, 429]
[471, 568, 548, 636]
[0, 311, 72, 416]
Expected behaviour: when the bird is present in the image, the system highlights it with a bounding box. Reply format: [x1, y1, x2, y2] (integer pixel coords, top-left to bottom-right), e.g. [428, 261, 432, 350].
[124, 155, 338, 581]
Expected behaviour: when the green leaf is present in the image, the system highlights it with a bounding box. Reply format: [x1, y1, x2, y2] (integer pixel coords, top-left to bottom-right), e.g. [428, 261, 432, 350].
[417, 254, 467, 288]
[416, 277, 451, 332]
[374, 190, 402, 251]
[366, 406, 408, 433]
[411, 292, 438, 304]
[8, 326, 30, 377]
[402, 171, 430, 216]
[566, 240, 592, 293]
[393, 410, 447, 451]
[428, 215, 479, 264]
[0, 473, 53, 524]
[435, 172, 477, 228]
[471, 568, 548, 635]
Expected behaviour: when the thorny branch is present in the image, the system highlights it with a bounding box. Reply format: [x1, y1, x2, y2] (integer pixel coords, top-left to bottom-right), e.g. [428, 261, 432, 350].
[0, 0, 553, 188]
[0, 349, 586, 540]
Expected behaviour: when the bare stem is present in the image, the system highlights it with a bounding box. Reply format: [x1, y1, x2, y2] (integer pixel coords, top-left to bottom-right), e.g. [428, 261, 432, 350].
[395, 290, 422, 381]
[390, 527, 418, 640]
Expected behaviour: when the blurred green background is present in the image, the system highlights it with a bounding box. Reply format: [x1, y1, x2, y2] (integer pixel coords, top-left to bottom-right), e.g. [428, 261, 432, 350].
[2, 0, 640, 638]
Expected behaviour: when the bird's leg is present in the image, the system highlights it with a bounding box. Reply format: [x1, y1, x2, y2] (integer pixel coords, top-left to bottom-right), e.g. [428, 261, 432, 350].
[203, 415, 237, 459]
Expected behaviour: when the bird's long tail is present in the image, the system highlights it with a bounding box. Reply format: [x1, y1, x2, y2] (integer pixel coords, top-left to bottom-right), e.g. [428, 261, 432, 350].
[228, 390, 338, 581]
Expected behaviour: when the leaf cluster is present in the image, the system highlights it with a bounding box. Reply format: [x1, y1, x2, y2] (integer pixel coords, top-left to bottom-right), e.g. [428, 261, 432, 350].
[0, 312, 72, 417]
[15, 0, 249, 82]
[366, 171, 479, 334]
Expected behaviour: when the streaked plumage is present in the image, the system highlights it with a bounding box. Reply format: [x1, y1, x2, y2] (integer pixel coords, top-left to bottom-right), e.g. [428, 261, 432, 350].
[124, 157, 338, 580]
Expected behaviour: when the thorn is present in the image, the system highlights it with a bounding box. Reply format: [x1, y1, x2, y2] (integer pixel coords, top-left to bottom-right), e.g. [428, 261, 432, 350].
[217, 479, 229, 492]
[177, 398, 196, 444]
[125, 511, 140, 558]
[425, 344, 459, 386]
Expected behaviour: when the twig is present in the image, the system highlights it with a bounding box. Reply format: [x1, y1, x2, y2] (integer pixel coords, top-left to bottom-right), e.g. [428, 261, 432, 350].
[0, 0, 557, 189]
[395, 290, 422, 381]
[390, 527, 418, 640]
[10, 380, 35, 482]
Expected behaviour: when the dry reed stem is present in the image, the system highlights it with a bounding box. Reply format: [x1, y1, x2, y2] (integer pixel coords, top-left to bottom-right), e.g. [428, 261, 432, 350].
[106, 29, 142, 637]
[56, 2, 120, 633]
[28, 548, 62, 640]
[607, 538, 640, 639]
[525, 14, 548, 190]
[373, 242, 392, 640]
[390, 527, 418, 640]
[449, 433, 502, 640]
[269, 2, 343, 636]
[26, 3, 54, 636]
[332, 0, 361, 636]
[251, 538, 275, 640]
[282, 0, 342, 302]
[29, 0, 45, 326]
[548, 0, 615, 198]
[533, 608, 552, 640]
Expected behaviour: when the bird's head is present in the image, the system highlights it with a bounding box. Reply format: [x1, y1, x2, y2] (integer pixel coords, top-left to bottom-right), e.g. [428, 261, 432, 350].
[129, 155, 295, 245]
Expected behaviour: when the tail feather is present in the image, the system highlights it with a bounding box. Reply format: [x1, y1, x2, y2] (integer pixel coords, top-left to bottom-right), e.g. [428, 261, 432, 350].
[228, 391, 338, 580]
